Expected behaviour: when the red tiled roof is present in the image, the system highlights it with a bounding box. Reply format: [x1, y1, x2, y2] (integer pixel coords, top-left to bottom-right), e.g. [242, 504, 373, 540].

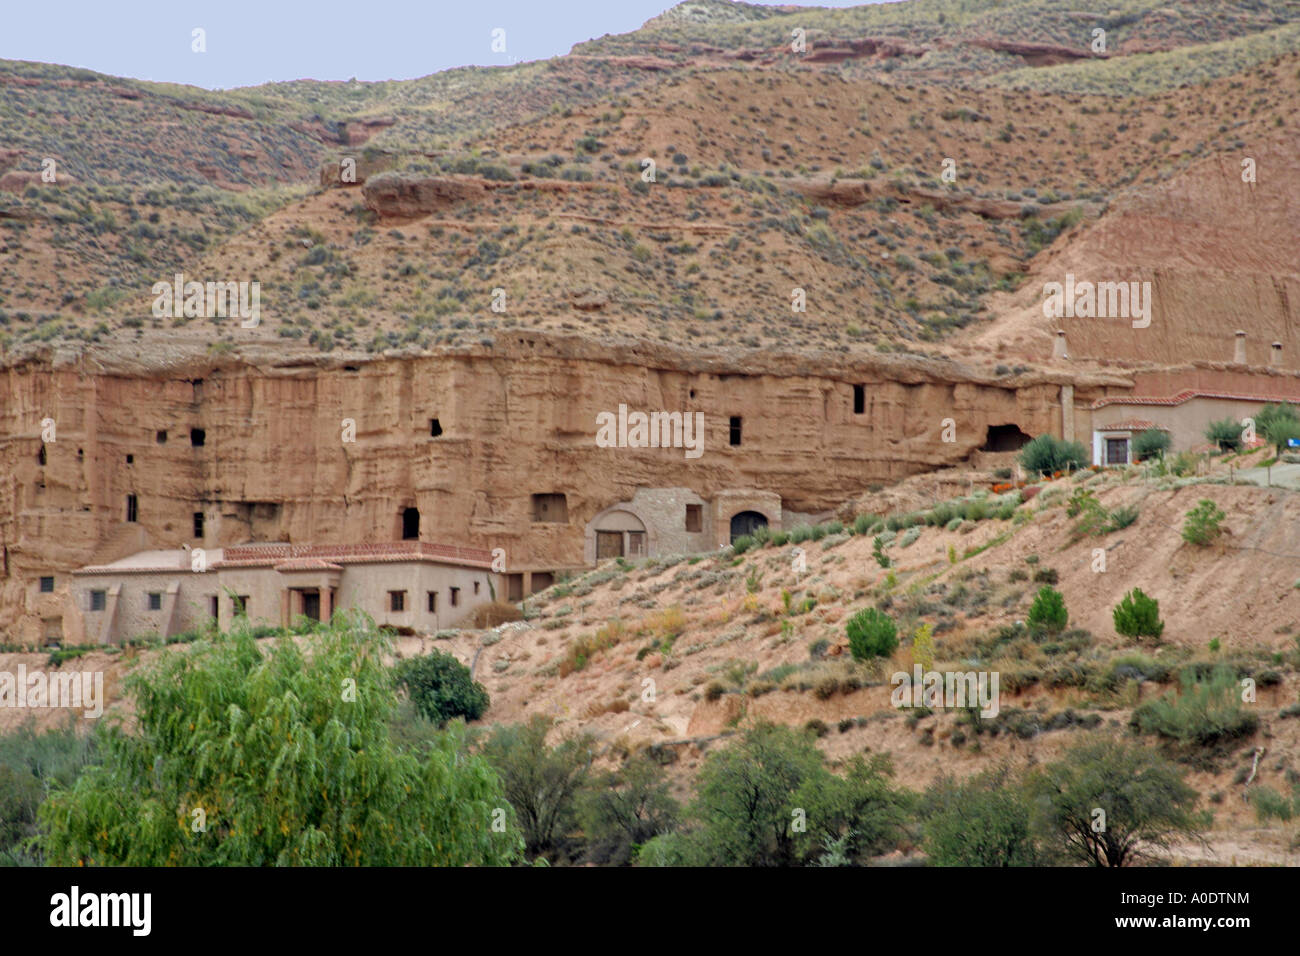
[1095, 420, 1169, 432]
[216, 541, 494, 571]
[1093, 390, 1300, 409]
[273, 558, 344, 572]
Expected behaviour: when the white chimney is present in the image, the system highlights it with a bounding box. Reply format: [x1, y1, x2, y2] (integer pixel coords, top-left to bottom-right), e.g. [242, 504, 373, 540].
[1234, 330, 1246, 364]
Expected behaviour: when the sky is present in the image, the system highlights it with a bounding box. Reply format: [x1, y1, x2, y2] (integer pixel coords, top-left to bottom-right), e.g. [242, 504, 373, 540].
[0, 0, 887, 90]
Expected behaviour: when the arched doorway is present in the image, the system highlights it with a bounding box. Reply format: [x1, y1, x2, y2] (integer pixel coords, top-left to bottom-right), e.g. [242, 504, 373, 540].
[730, 510, 768, 542]
[592, 509, 647, 559]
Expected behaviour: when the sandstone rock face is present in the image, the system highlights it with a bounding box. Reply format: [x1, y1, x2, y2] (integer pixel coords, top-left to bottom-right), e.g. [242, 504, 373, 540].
[362, 173, 489, 217]
[0, 335, 1087, 642]
[318, 151, 397, 188]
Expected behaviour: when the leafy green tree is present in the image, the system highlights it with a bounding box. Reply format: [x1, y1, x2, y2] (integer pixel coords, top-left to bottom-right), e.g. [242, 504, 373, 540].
[0, 718, 100, 865]
[690, 721, 827, 866]
[1181, 498, 1226, 546]
[39, 614, 521, 866]
[1029, 737, 1206, 867]
[1113, 588, 1164, 640]
[1204, 418, 1242, 452]
[1027, 585, 1068, 635]
[793, 752, 908, 863]
[1019, 434, 1089, 476]
[922, 769, 1036, 866]
[394, 649, 489, 726]
[1254, 403, 1300, 455]
[847, 607, 898, 661]
[482, 716, 594, 860]
[1131, 429, 1171, 461]
[577, 751, 679, 865]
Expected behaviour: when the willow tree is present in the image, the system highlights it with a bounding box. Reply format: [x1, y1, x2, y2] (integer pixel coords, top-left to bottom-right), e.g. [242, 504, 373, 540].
[39, 613, 521, 866]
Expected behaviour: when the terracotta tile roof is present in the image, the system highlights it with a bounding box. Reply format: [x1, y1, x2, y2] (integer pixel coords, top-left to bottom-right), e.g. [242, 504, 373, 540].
[1093, 390, 1300, 409]
[273, 558, 345, 572]
[1095, 420, 1169, 432]
[216, 541, 495, 571]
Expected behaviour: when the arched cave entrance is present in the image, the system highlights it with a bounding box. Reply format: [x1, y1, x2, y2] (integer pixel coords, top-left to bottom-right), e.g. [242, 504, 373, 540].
[730, 510, 768, 542]
[980, 424, 1033, 452]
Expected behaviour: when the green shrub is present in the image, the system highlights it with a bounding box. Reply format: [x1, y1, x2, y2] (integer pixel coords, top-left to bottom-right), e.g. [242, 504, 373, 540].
[872, 535, 891, 569]
[846, 607, 898, 661]
[1028, 586, 1068, 635]
[1181, 499, 1225, 547]
[853, 514, 873, 536]
[1113, 588, 1164, 640]
[1255, 403, 1300, 455]
[1132, 429, 1171, 461]
[1019, 434, 1089, 476]
[395, 649, 490, 726]
[732, 534, 755, 554]
[1250, 786, 1296, 822]
[1130, 666, 1259, 747]
[1107, 505, 1139, 530]
[1205, 418, 1242, 452]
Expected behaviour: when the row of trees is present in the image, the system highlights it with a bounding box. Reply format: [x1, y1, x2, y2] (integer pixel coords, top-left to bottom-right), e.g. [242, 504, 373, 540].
[13, 614, 1208, 867]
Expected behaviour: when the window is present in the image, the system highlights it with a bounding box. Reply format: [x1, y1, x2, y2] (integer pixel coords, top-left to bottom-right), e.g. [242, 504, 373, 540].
[147, 592, 162, 611]
[427, 591, 438, 613]
[685, 504, 702, 532]
[450, 587, 460, 607]
[37, 445, 46, 466]
[156, 430, 167, 444]
[430, 418, 443, 437]
[531, 493, 568, 523]
[190, 428, 206, 447]
[90, 590, 106, 612]
[853, 384, 865, 414]
[126, 454, 134, 464]
[193, 511, 204, 538]
[126, 494, 138, 523]
[729, 416, 742, 446]
[389, 590, 406, 612]
[39, 576, 54, 593]
[209, 596, 219, 619]
[233, 595, 248, 616]
[473, 581, 480, 595]
[401, 507, 420, 540]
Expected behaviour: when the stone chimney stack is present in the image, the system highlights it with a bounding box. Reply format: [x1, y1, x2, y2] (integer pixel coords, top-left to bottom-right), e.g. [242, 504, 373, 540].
[1234, 330, 1247, 364]
[1053, 329, 1069, 359]
[1271, 341, 1282, 367]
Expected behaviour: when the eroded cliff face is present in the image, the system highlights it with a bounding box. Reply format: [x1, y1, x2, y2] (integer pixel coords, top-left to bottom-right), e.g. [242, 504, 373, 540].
[0, 335, 1094, 641]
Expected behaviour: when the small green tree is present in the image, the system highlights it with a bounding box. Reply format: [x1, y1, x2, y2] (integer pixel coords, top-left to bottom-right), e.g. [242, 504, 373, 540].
[872, 535, 891, 568]
[1029, 737, 1206, 867]
[576, 751, 679, 865]
[1181, 498, 1225, 546]
[1254, 403, 1300, 455]
[1131, 429, 1171, 461]
[394, 649, 489, 726]
[1027, 585, 1068, 635]
[923, 769, 1036, 866]
[1113, 588, 1164, 640]
[482, 716, 594, 860]
[1204, 418, 1242, 452]
[1019, 434, 1090, 476]
[847, 607, 898, 661]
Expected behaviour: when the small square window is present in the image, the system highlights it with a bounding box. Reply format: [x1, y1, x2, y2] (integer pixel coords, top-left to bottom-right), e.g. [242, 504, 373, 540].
[190, 428, 206, 447]
[685, 504, 702, 532]
[729, 417, 742, 446]
[427, 591, 438, 613]
[233, 595, 249, 616]
[450, 587, 460, 607]
[39, 576, 54, 593]
[148, 592, 162, 611]
[430, 418, 443, 437]
[90, 590, 106, 612]
[156, 430, 168, 444]
[389, 590, 406, 612]
[126, 454, 134, 464]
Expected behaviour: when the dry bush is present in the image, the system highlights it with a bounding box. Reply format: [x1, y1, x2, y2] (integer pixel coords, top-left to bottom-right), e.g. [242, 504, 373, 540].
[469, 601, 523, 628]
